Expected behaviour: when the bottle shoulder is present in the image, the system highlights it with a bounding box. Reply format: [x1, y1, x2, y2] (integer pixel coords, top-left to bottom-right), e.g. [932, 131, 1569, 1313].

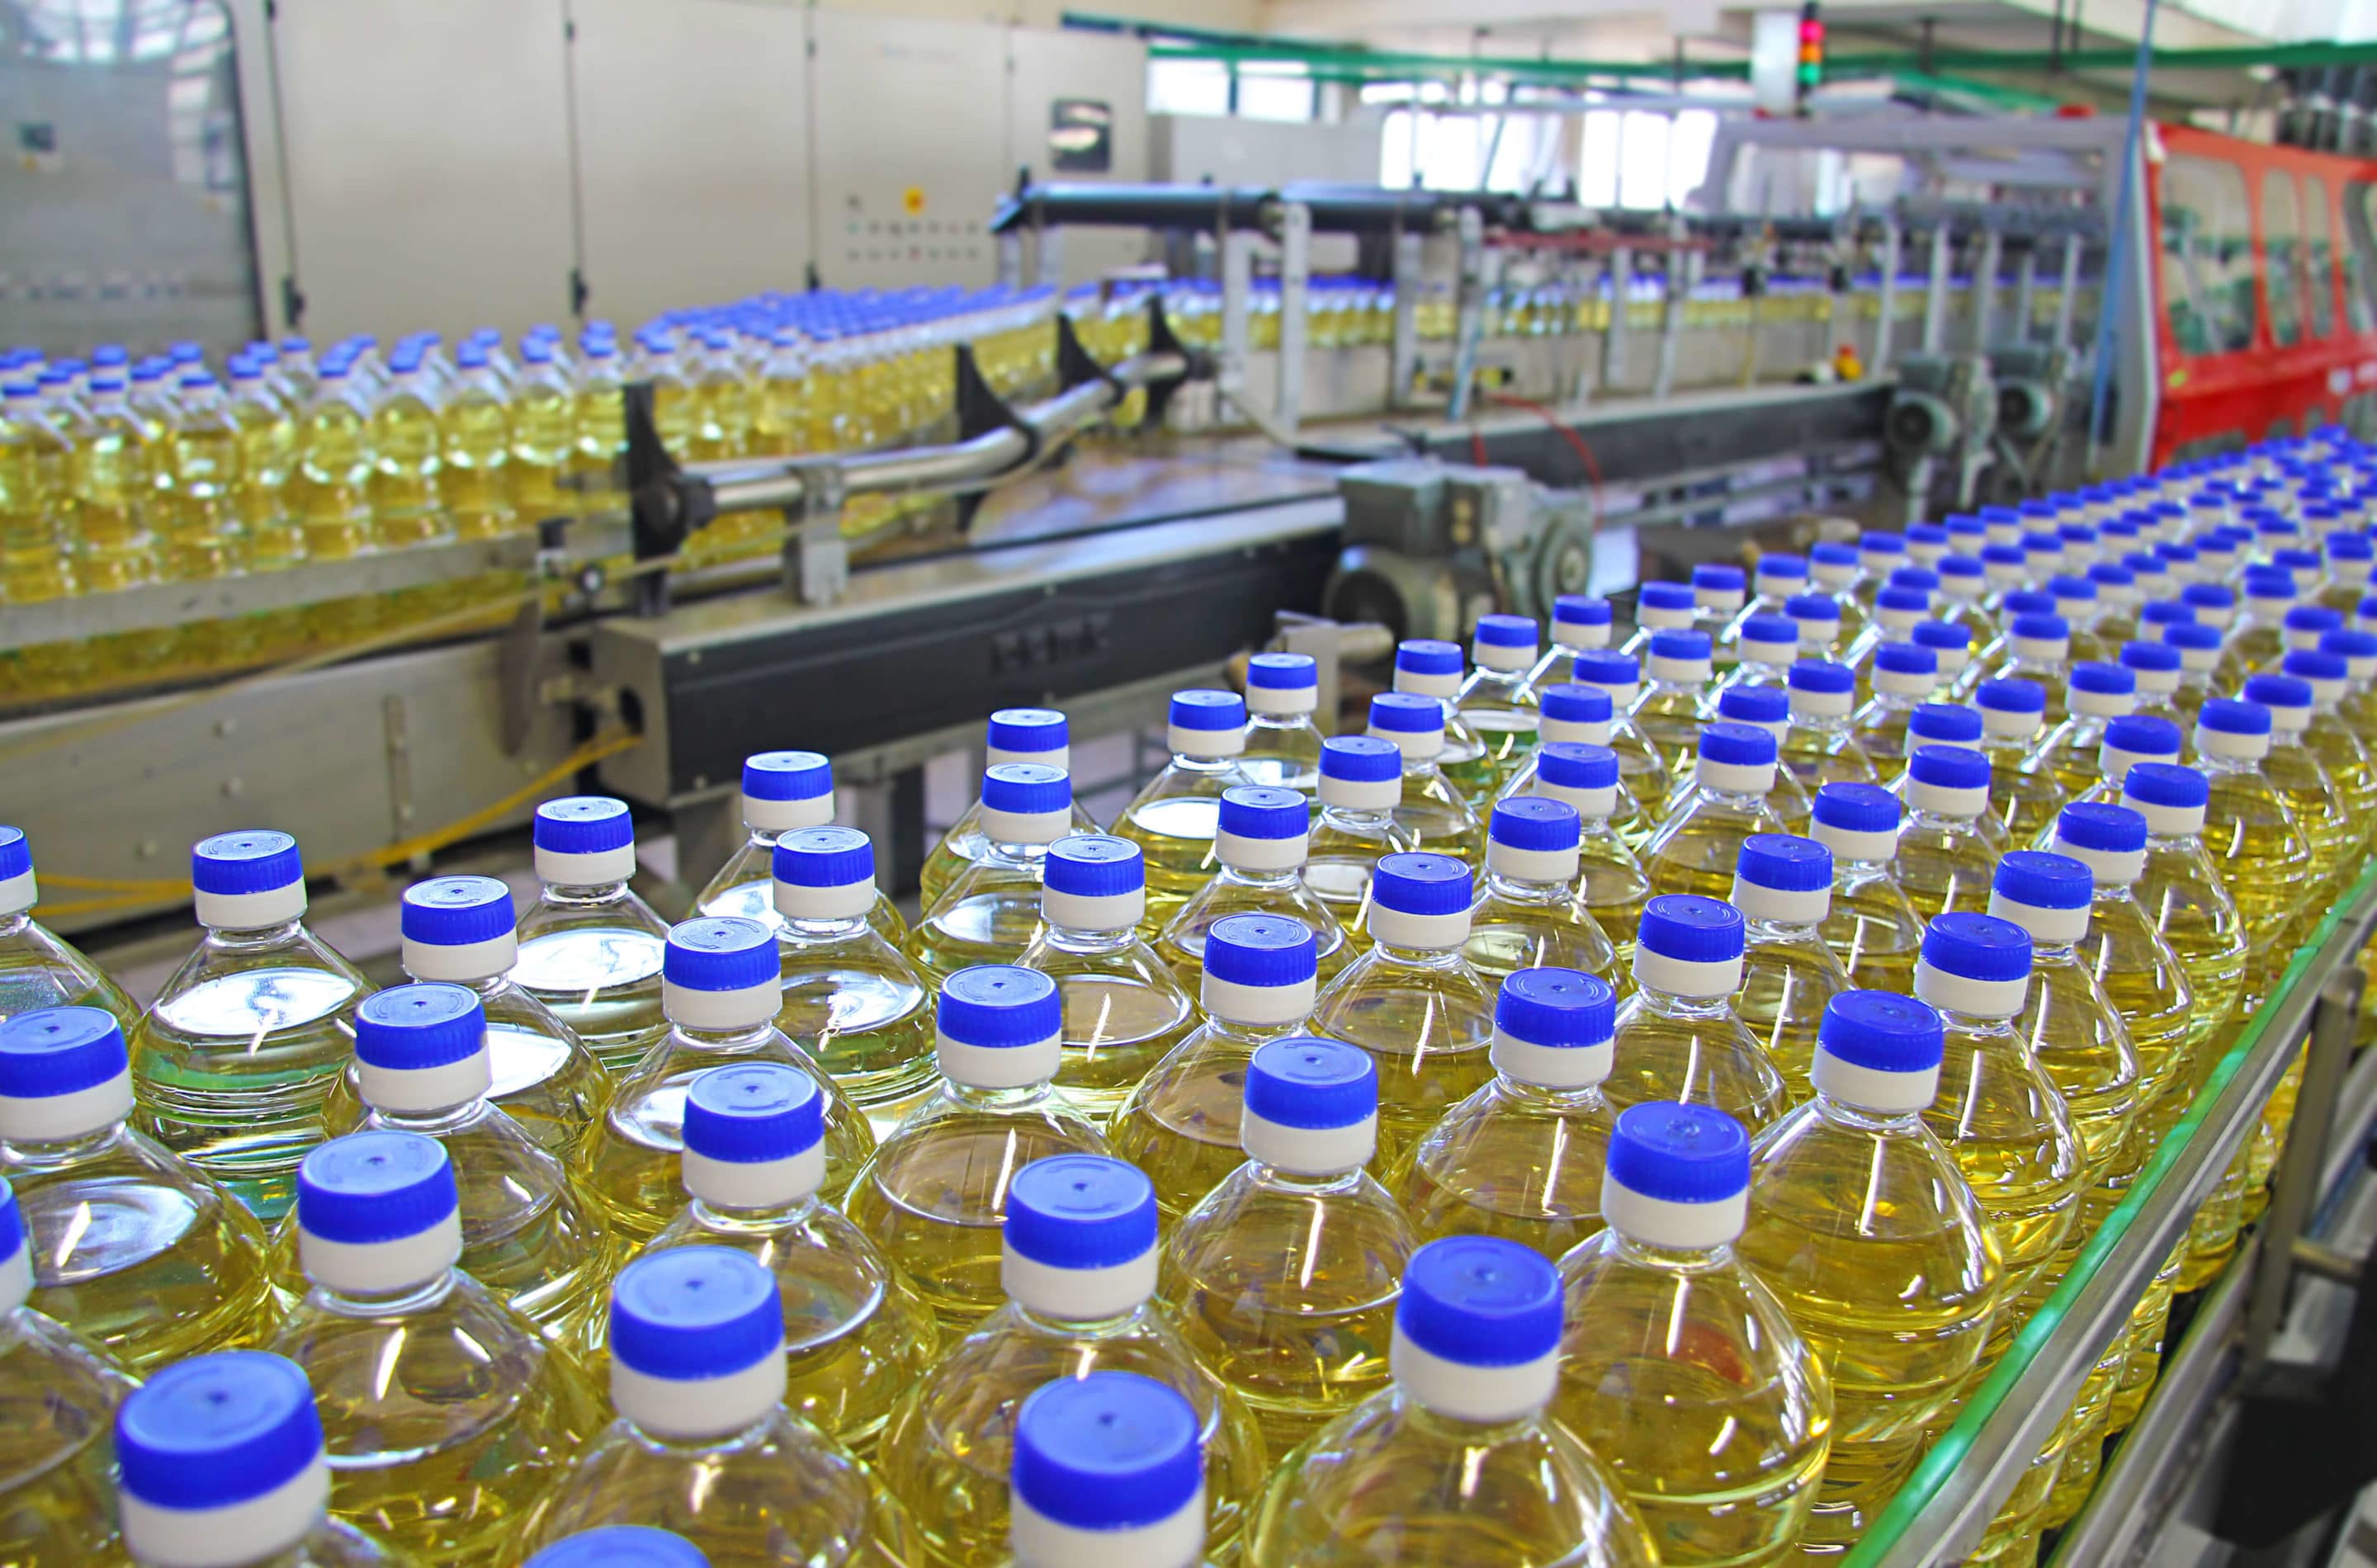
[1167, 1166, 1415, 1296]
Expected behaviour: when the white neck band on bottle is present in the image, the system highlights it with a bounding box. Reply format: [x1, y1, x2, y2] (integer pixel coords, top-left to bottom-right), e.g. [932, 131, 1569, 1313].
[1647, 654, 1712, 686]
[615, 1353, 787, 1441]
[1489, 1027, 1612, 1089]
[1981, 706, 2040, 739]
[939, 1027, 1063, 1089]
[982, 800, 1071, 844]
[1216, 828, 1307, 872]
[2176, 643, 2220, 674]
[1987, 890, 2087, 946]
[1011, 1492, 1206, 1568]
[2266, 705, 2310, 734]
[359, 1047, 492, 1115]
[2054, 838, 2144, 886]
[1487, 841, 1580, 884]
[1474, 642, 1533, 673]
[1907, 778, 1987, 819]
[989, 744, 1070, 771]
[1604, 1177, 1746, 1250]
[195, 882, 306, 929]
[1698, 758, 1775, 796]
[0, 1060, 134, 1141]
[1912, 956, 2026, 1018]
[1169, 725, 1246, 758]
[1730, 874, 1830, 925]
[1812, 1049, 1939, 1112]
[1044, 885, 1143, 933]
[1555, 625, 1612, 653]
[2124, 793, 2205, 836]
[1242, 1108, 1376, 1174]
[1809, 818, 1896, 863]
[1633, 947, 1742, 999]
[1535, 781, 1617, 821]
[1001, 1243, 1159, 1320]
[1246, 686, 1317, 717]
[403, 930, 513, 983]
[744, 792, 833, 834]
[683, 1141, 826, 1209]
[1370, 725, 1444, 762]
[664, 976, 780, 1031]
[1873, 666, 1932, 697]
[1539, 716, 1613, 746]
[1368, 905, 1469, 950]
[1319, 775, 1401, 813]
[2070, 688, 2133, 719]
[300, 1210, 463, 1295]
[1791, 687, 1853, 720]
[1201, 971, 1316, 1026]
[776, 875, 876, 923]
[121, 1456, 330, 1568]
[2194, 724, 2268, 760]
[0, 868, 34, 918]
[535, 844, 634, 886]
[1396, 670, 1459, 700]
[2011, 636, 2067, 664]
[1390, 1328, 1555, 1424]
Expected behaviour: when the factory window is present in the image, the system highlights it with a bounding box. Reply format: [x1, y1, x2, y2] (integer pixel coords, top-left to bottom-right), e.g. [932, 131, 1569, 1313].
[1235, 64, 1316, 123]
[1147, 58, 1231, 116]
[1379, 86, 1568, 194]
[1579, 108, 1717, 211]
[2304, 174, 2337, 339]
[2158, 154, 2255, 356]
[2262, 172, 2304, 348]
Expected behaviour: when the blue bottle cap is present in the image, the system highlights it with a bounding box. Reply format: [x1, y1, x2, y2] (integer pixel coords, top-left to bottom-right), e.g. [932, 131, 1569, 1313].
[116, 1353, 326, 1513]
[1692, 563, 1746, 594]
[663, 916, 776, 993]
[2242, 570, 2296, 602]
[1993, 849, 2094, 914]
[1540, 684, 1613, 726]
[741, 750, 830, 801]
[1572, 649, 1641, 687]
[1609, 1102, 1750, 1203]
[1716, 686, 1789, 727]
[1912, 621, 1971, 652]
[1817, 990, 1945, 1074]
[1396, 1235, 1563, 1367]
[353, 984, 484, 1071]
[1698, 720, 1777, 767]
[1981, 543, 2028, 569]
[1169, 689, 1245, 731]
[2102, 715, 2181, 758]
[0, 1005, 129, 1104]
[2286, 607, 2346, 640]
[1889, 565, 1942, 593]
[2086, 563, 2137, 589]
[1812, 781, 1900, 833]
[1908, 744, 1990, 791]
[609, 1246, 784, 1382]
[2181, 583, 2235, 611]
[1368, 692, 1443, 734]
[981, 762, 1070, 816]
[1489, 797, 1580, 852]
[191, 829, 302, 894]
[2070, 661, 2135, 696]
[533, 797, 634, 854]
[683, 1063, 822, 1164]
[1737, 834, 1832, 891]
[2003, 591, 2056, 619]
[1246, 652, 1317, 691]
[2327, 628, 2377, 660]
[1753, 554, 1809, 583]
[525, 1528, 711, 1568]
[1006, 1155, 1159, 1272]
[1789, 659, 1855, 695]
[1245, 1037, 1376, 1130]
[773, 826, 873, 888]
[1908, 703, 1982, 744]
[1395, 639, 1463, 678]
[2200, 697, 2272, 735]
[2242, 673, 2312, 712]
[1495, 968, 1616, 1050]
[2330, 534, 2376, 562]
[1874, 642, 1936, 676]
[2164, 622, 2223, 653]
[1046, 835, 1145, 898]
[2119, 641, 2181, 674]
[1553, 595, 1614, 627]
[2058, 801, 2149, 853]
[1939, 555, 1986, 580]
[1638, 582, 1694, 612]
[0, 826, 26, 884]
[399, 876, 514, 949]
[1474, 613, 1538, 649]
[1876, 589, 1930, 617]
[1535, 741, 1619, 791]
[2047, 574, 2098, 602]
[2124, 761, 2209, 809]
[1012, 1372, 1203, 1535]
[1373, 852, 1472, 916]
[1203, 914, 1319, 989]
[1810, 541, 1859, 568]
[1739, 613, 1799, 651]
[1789, 593, 1844, 629]
[2283, 649, 2347, 683]
[1648, 629, 1713, 664]
[1977, 678, 2046, 714]
[987, 708, 1068, 755]
[1320, 734, 1401, 782]
[1637, 894, 1746, 963]
[1921, 911, 2033, 983]
[2010, 613, 2070, 644]
[295, 1130, 458, 1246]
[938, 965, 1063, 1048]
[1217, 786, 1308, 840]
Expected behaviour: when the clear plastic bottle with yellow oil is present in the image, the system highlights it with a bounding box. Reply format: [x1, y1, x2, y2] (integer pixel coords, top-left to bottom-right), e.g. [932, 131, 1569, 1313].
[1524, 594, 1615, 693]
[509, 338, 576, 525]
[1895, 744, 2002, 922]
[71, 371, 159, 598]
[1631, 631, 1718, 780]
[1243, 1233, 1656, 1568]
[365, 346, 446, 553]
[1017, 836, 1196, 1117]
[1962, 678, 2060, 849]
[1987, 612, 2076, 725]
[2244, 672, 2355, 912]
[1111, 692, 1255, 930]
[268, 1129, 599, 1562]
[1605, 895, 1788, 1130]
[766, 825, 936, 1112]
[2047, 713, 2184, 819]
[1392, 967, 1619, 1255]
[2284, 649, 2377, 829]
[440, 340, 519, 545]
[2192, 697, 2317, 975]
[1732, 833, 1850, 1100]
[1622, 581, 1698, 661]
[907, 764, 1077, 988]
[2165, 621, 2226, 727]
[1788, 588, 1848, 664]
[131, 830, 368, 1219]
[1240, 652, 1326, 797]
[1162, 1037, 1415, 1460]
[697, 753, 904, 941]
[574, 915, 871, 1247]
[511, 798, 671, 1076]
[1447, 614, 1543, 805]
[1005, 1371, 1212, 1568]
[1301, 735, 1420, 948]
[1809, 782, 1925, 995]
[1363, 693, 1484, 862]
[1779, 659, 1882, 804]
[0, 1173, 134, 1561]
[0, 826, 138, 1027]
[0, 379, 79, 614]
[1390, 640, 1490, 801]
[1845, 592, 1932, 695]
[643, 1062, 936, 1455]
[2031, 661, 2137, 800]
[1735, 989, 2001, 1553]
[1571, 649, 1673, 836]
[1712, 612, 1802, 700]
[878, 1154, 1264, 1567]
[1719, 555, 1808, 655]
[1528, 743, 1653, 951]
[919, 715, 1096, 909]
[1158, 786, 1349, 988]
[1463, 798, 1619, 988]
[1687, 684, 1812, 829]
[1916, 618, 1976, 697]
[1641, 721, 1788, 902]
[1555, 1102, 1832, 1564]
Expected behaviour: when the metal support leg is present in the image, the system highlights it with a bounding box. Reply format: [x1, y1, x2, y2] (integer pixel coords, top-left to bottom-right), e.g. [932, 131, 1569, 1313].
[2054, 232, 2084, 352]
[1874, 221, 1902, 368]
[1922, 222, 1953, 354]
[778, 459, 849, 608]
[1448, 205, 1486, 423]
[668, 793, 742, 919]
[2014, 249, 2039, 347]
[1219, 229, 1255, 406]
[996, 232, 1025, 290]
[842, 765, 927, 900]
[1653, 223, 1693, 401]
[1973, 229, 2003, 349]
[1601, 247, 1633, 394]
[1033, 228, 1066, 292]
[1388, 231, 1422, 409]
[1275, 201, 1310, 439]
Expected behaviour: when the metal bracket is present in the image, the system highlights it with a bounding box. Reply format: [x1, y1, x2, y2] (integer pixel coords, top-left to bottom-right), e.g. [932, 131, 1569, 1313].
[1141, 294, 1204, 427]
[952, 342, 1037, 536]
[777, 458, 850, 608]
[1055, 309, 1119, 399]
[623, 380, 715, 618]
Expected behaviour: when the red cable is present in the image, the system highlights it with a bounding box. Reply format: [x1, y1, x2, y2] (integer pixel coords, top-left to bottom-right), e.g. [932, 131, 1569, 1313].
[1469, 425, 1489, 466]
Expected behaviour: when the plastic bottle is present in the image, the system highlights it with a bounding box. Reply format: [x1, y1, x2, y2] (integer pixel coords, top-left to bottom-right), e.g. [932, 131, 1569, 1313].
[161, 369, 245, 585]
[917, 715, 1083, 909]
[509, 338, 575, 522]
[294, 360, 377, 574]
[72, 372, 158, 595]
[1463, 797, 1619, 986]
[1161, 1036, 1414, 1458]
[1444, 614, 1543, 804]
[1788, 588, 1847, 663]
[695, 752, 905, 939]
[1895, 744, 2001, 922]
[1807, 782, 1924, 996]
[1632, 630, 1718, 780]
[1732, 833, 1850, 1099]
[1554, 1103, 1831, 1563]
[879, 1155, 1263, 1566]
[131, 830, 367, 1217]
[0, 1174, 134, 1560]
[2163, 621, 2225, 728]
[1713, 612, 1803, 699]
[1307, 852, 1493, 1164]
[1622, 582, 1697, 660]
[2121, 763, 2245, 1076]
[2051, 713, 2185, 816]
[908, 763, 1081, 987]
[1571, 649, 1674, 836]
[1680, 685, 1812, 828]
[2192, 697, 2315, 973]
[1112, 914, 1320, 1221]
[2220, 569, 2299, 685]
[575, 915, 870, 1245]
[1692, 563, 1749, 650]
[1855, 532, 1908, 612]
[1605, 894, 1787, 1129]
[511, 798, 671, 1075]
[2, 1005, 273, 1368]
[0, 379, 78, 608]
[1238, 652, 1326, 796]
[1987, 612, 2074, 726]
[1392, 966, 1619, 1254]
[1779, 659, 1882, 805]
[2032, 661, 2138, 799]
[1158, 786, 1349, 988]
[1242, 1234, 1656, 1567]
[365, 349, 443, 550]
[1391, 640, 1491, 801]
[268, 1129, 598, 1561]
[1641, 721, 1788, 902]
[2327, 627, 2377, 749]
[2283, 648, 2377, 829]
[1521, 741, 1653, 951]
[115, 1350, 403, 1566]
[1721, 556, 1808, 654]
[766, 826, 936, 1110]
[318, 984, 615, 1344]
[1006, 1371, 1209, 1568]
[1108, 694, 1252, 930]
[1363, 692, 1484, 861]
[1974, 676, 2071, 846]
[1916, 619, 1976, 696]
[524, 1247, 915, 1560]
[1526, 594, 1616, 692]
[1735, 990, 2001, 1551]
[1299, 734, 1420, 950]
[225, 357, 300, 560]
[2242, 672, 2354, 911]
[2047, 573, 2114, 664]
[568, 336, 628, 510]
[525, 1527, 709, 1567]
[844, 966, 1107, 1332]
[324, 875, 607, 1152]
[0, 825, 138, 1025]
[644, 1063, 935, 1453]
[438, 341, 518, 542]
[1014, 836, 1196, 1115]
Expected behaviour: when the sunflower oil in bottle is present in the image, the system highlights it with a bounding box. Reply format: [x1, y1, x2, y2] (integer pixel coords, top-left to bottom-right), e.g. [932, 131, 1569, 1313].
[2283, 649, 2377, 829]
[160, 369, 247, 619]
[1712, 612, 1801, 700]
[843, 966, 1108, 1332]
[2032, 661, 2137, 798]
[1555, 1103, 1832, 1564]
[1968, 677, 2065, 848]
[697, 751, 905, 940]
[920, 713, 1100, 907]
[1632, 630, 1718, 780]
[1391, 637, 1491, 801]
[365, 347, 445, 552]
[328, 985, 614, 1345]
[1732, 834, 1850, 1098]
[2244, 672, 2354, 912]
[0, 1175, 134, 1561]
[1500, 679, 1614, 793]
[1112, 691, 1255, 929]
[2164, 621, 2225, 728]
[1463, 797, 1619, 987]
[644, 1062, 936, 1454]
[1018, 836, 1195, 1116]
[1735, 990, 2001, 1552]
[1007, 1372, 1211, 1568]
[1987, 612, 2075, 725]
[1789, 588, 1848, 664]
[1572, 649, 1673, 837]
[880, 1155, 1264, 1566]
[0, 827, 138, 1026]
[1392, 966, 1619, 1255]
[509, 337, 575, 524]
[1606, 894, 1788, 1129]
[575, 915, 872, 1246]
[1810, 782, 1926, 994]
[1242, 1233, 1656, 1567]
[269, 1130, 598, 1562]
[0, 379, 78, 611]
[115, 1350, 404, 1566]
[1718, 555, 1809, 656]
[1693, 684, 1813, 828]
[569, 333, 628, 511]
[1447, 614, 1542, 805]
[1809, 543, 1869, 646]
[1363, 692, 1484, 862]
[1845, 597, 1932, 703]
[2123, 764, 2247, 1088]
[2190, 697, 2313, 977]
[1534, 742, 1655, 951]
[1641, 720, 1788, 902]
[2049, 713, 2184, 818]
[1692, 563, 1749, 656]
[293, 360, 380, 637]
[1893, 744, 1999, 924]
[765, 826, 935, 1112]
[908, 763, 1077, 987]
[1781, 659, 1883, 802]
[1239, 651, 1326, 796]
[1113, 914, 1320, 1221]
[1916, 618, 1976, 697]
[440, 340, 519, 542]
[1524, 593, 1615, 692]
[132, 830, 367, 1218]
[1301, 735, 1420, 950]
[2221, 569, 2299, 685]
[1307, 852, 1494, 1165]
[1893, 698, 1986, 783]
[1622, 581, 1699, 661]
[325, 875, 609, 1153]
[2048, 572, 2115, 664]
[526, 1247, 915, 1561]
[2, 1006, 273, 1369]
[512, 798, 671, 1075]
[1158, 785, 1349, 988]
[2332, 626, 2377, 753]
[71, 371, 158, 597]
[1163, 1037, 1415, 1457]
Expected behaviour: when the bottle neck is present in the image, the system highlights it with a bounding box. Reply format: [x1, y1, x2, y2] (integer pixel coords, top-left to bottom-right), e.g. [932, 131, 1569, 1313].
[690, 1191, 822, 1230]
[1746, 914, 1823, 943]
[368, 1097, 494, 1135]
[1815, 1093, 1926, 1132]
[781, 913, 871, 945]
[1370, 937, 1465, 967]
[1493, 1074, 1607, 1112]
[2, 1121, 127, 1169]
[1484, 867, 1571, 903]
[1198, 1011, 1304, 1044]
[540, 878, 633, 905]
[1170, 753, 1240, 773]
[1610, 1230, 1734, 1272]
[987, 837, 1056, 867]
[1635, 982, 1732, 1019]
[1041, 921, 1137, 954]
[1249, 1162, 1364, 1195]
[1012, 1298, 1152, 1339]
[313, 1268, 459, 1318]
[1217, 862, 1299, 890]
[673, 1018, 777, 1051]
[943, 1079, 1057, 1111]
[1791, 708, 1852, 737]
[201, 915, 308, 949]
[0, 911, 27, 940]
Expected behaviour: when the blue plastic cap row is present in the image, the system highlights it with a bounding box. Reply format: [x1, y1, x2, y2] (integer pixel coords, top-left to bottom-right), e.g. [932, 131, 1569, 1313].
[1699, 721, 1777, 767]
[1540, 684, 1614, 725]
[353, 984, 483, 1070]
[2125, 760, 2209, 809]
[1170, 690, 1245, 731]
[1536, 741, 1620, 791]
[939, 966, 1062, 1047]
[1218, 786, 1307, 840]
[1490, 797, 1580, 852]
[610, 1246, 783, 1381]
[1396, 639, 1463, 677]
[1609, 1101, 1749, 1203]
[742, 750, 831, 802]
[1638, 893, 1746, 963]
[663, 916, 777, 993]
[2059, 801, 2148, 853]
[1978, 678, 2046, 715]
[1994, 850, 2093, 911]
[1474, 613, 1537, 648]
[1246, 652, 1317, 692]
[1397, 1235, 1563, 1367]
[1373, 852, 1472, 915]
[1737, 834, 1831, 892]
[773, 827, 873, 889]
[684, 1063, 822, 1164]
[1716, 687, 1788, 727]
[1007, 1155, 1157, 1271]
[116, 1352, 326, 1512]
[1320, 734, 1401, 783]
[1819, 990, 1945, 1074]
[1245, 1036, 1376, 1130]
[0, 1006, 127, 1100]
[191, 830, 302, 895]
[1369, 692, 1443, 734]
[1789, 659, 1855, 695]
[987, 708, 1068, 753]
[1205, 914, 1319, 989]
[1496, 967, 1615, 1049]
[1013, 1372, 1203, 1533]
[981, 763, 1070, 815]
[1921, 911, 2033, 983]
[1046, 835, 1144, 898]
[1813, 781, 1901, 834]
[296, 1130, 458, 1245]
